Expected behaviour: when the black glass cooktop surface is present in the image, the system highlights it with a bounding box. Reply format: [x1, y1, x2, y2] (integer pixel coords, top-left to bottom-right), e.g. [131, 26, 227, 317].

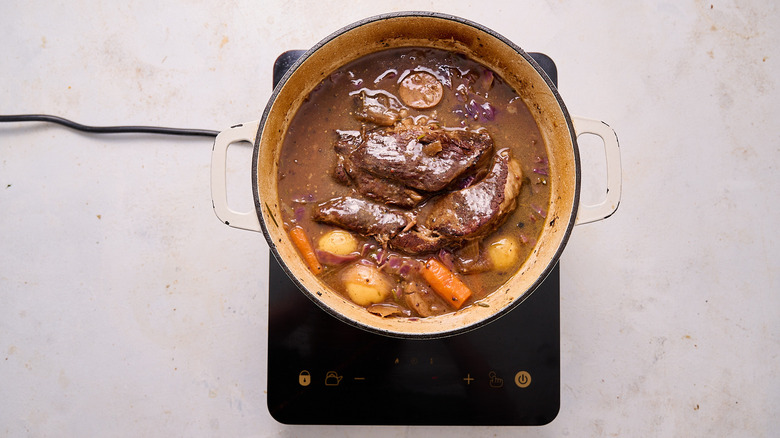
[267, 50, 560, 426]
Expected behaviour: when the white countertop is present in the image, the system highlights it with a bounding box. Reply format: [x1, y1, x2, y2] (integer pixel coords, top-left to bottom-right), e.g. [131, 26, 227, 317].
[1, 1, 778, 436]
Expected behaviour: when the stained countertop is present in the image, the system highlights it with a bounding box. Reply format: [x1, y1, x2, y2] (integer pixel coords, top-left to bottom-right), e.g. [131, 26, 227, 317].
[1, 1, 778, 437]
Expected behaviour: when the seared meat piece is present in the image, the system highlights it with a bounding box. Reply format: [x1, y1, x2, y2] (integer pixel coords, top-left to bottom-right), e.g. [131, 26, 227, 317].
[348, 124, 493, 192]
[389, 225, 446, 255]
[334, 129, 363, 155]
[312, 197, 410, 244]
[354, 90, 407, 126]
[331, 124, 493, 208]
[318, 150, 522, 256]
[338, 156, 425, 208]
[333, 131, 361, 184]
[335, 131, 422, 207]
[426, 148, 523, 240]
[389, 149, 522, 254]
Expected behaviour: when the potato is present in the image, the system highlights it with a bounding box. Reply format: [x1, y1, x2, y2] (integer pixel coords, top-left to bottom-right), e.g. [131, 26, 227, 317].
[341, 263, 392, 306]
[318, 229, 358, 256]
[487, 236, 520, 271]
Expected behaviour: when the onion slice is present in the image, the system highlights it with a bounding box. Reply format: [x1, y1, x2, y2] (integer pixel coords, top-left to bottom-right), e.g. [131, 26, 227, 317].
[315, 249, 360, 265]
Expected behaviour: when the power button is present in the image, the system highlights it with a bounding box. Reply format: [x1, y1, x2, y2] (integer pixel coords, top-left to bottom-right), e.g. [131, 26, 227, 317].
[514, 371, 531, 388]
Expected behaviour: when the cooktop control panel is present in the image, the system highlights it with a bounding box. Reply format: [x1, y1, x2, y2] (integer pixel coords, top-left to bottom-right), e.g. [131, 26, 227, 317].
[266, 51, 560, 426]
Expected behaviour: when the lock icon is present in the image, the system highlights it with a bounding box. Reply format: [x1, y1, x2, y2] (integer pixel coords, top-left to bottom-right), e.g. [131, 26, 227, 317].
[298, 370, 311, 386]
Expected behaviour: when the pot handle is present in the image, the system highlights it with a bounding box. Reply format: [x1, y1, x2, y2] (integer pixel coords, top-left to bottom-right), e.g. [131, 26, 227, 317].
[210, 121, 262, 232]
[572, 116, 622, 225]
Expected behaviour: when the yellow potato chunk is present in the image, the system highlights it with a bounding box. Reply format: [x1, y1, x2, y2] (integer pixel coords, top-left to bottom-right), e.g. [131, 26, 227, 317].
[488, 236, 520, 271]
[318, 229, 358, 256]
[341, 264, 392, 306]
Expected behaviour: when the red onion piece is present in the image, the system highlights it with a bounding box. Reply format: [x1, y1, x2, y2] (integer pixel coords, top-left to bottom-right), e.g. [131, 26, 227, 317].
[437, 249, 456, 272]
[530, 204, 546, 217]
[379, 255, 420, 279]
[518, 233, 530, 245]
[373, 248, 388, 266]
[294, 206, 306, 223]
[479, 102, 496, 121]
[465, 99, 480, 120]
[475, 70, 494, 93]
[360, 242, 376, 257]
[386, 255, 402, 270]
[315, 249, 360, 266]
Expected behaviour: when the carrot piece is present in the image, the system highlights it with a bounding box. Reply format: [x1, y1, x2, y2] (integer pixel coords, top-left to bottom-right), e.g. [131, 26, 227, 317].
[289, 226, 323, 274]
[419, 258, 473, 310]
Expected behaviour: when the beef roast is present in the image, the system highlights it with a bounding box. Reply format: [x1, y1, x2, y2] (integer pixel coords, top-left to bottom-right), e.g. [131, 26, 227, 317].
[425, 148, 523, 240]
[312, 196, 411, 244]
[336, 155, 425, 208]
[354, 90, 407, 126]
[389, 149, 523, 254]
[348, 124, 493, 192]
[388, 226, 446, 254]
[316, 150, 523, 256]
[332, 124, 493, 208]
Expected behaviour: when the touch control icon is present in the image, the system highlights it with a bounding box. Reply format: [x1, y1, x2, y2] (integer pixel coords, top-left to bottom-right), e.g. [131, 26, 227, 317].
[488, 371, 504, 388]
[514, 371, 531, 388]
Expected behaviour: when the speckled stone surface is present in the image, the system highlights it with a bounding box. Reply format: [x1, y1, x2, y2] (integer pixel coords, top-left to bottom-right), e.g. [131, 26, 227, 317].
[1, 1, 777, 436]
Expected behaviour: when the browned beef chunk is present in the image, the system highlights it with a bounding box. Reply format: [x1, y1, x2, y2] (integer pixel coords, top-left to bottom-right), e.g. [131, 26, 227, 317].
[426, 148, 523, 240]
[388, 149, 522, 254]
[348, 124, 493, 192]
[354, 90, 407, 126]
[318, 150, 522, 255]
[334, 129, 363, 154]
[340, 156, 425, 208]
[312, 196, 410, 244]
[335, 131, 421, 207]
[389, 225, 446, 254]
[333, 128, 431, 208]
[333, 131, 361, 184]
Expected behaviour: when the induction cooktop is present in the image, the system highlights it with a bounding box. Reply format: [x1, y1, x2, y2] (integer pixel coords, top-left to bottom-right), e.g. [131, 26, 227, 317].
[266, 50, 560, 426]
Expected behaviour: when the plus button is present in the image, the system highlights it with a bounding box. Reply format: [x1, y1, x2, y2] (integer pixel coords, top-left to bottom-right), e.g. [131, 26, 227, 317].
[463, 373, 475, 385]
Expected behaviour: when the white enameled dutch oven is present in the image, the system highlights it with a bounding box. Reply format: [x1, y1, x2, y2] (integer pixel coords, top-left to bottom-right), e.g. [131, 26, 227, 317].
[210, 12, 621, 339]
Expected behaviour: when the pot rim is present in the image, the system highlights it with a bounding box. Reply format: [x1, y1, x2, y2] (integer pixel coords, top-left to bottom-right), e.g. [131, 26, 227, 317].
[251, 11, 581, 339]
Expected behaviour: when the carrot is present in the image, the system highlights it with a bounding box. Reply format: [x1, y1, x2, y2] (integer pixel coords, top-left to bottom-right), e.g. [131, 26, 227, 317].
[419, 258, 473, 310]
[289, 226, 322, 274]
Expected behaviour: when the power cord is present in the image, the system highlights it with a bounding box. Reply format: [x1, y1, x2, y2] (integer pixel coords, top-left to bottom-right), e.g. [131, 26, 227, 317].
[0, 114, 218, 138]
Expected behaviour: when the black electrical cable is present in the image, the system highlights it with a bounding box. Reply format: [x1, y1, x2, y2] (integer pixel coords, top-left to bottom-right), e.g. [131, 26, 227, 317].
[0, 114, 219, 138]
